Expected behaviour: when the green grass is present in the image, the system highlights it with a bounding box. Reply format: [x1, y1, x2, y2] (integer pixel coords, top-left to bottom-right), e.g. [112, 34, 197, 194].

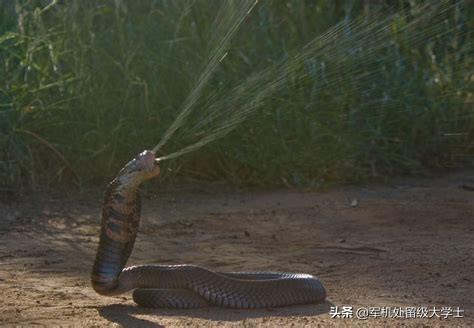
[0, 0, 473, 190]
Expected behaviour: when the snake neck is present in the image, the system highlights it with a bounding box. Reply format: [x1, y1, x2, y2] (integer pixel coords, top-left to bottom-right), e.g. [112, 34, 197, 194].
[91, 178, 142, 295]
[91, 150, 160, 295]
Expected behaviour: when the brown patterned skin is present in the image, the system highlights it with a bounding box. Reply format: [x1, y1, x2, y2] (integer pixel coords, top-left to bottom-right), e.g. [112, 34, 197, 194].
[91, 150, 159, 295]
[91, 150, 326, 308]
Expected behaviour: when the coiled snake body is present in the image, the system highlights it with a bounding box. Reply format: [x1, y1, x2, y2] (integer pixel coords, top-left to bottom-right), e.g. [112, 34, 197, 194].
[91, 150, 326, 308]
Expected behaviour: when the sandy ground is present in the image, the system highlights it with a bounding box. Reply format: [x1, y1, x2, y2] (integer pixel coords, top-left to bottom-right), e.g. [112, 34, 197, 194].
[0, 171, 473, 327]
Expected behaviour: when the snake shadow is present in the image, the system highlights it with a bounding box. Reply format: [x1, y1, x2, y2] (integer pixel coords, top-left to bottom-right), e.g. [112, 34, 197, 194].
[98, 300, 333, 327]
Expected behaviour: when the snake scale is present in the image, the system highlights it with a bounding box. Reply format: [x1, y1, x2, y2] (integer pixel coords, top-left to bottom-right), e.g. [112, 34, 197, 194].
[91, 150, 326, 308]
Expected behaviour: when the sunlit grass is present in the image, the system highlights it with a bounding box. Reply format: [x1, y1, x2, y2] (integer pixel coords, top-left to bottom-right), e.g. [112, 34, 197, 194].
[0, 0, 472, 189]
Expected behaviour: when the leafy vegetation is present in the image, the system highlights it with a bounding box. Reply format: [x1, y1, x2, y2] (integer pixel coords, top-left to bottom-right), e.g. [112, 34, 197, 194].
[1, 0, 472, 190]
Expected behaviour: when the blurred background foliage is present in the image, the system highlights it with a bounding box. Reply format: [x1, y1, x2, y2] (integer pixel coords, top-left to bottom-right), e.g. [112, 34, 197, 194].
[0, 0, 472, 191]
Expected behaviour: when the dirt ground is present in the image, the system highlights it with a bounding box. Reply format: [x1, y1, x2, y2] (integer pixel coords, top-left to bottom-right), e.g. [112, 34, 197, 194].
[0, 171, 473, 327]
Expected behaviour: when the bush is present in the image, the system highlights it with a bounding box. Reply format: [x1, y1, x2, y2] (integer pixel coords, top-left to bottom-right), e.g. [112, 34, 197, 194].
[0, 0, 472, 189]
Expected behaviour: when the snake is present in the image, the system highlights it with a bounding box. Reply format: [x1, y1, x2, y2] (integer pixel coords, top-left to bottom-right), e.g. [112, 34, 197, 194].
[91, 150, 326, 308]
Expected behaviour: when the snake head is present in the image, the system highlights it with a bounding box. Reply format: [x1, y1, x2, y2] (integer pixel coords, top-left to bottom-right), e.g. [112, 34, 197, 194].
[116, 150, 161, 187]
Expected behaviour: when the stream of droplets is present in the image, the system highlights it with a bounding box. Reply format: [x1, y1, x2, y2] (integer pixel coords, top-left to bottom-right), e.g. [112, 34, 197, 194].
[153, 1, 471, 162]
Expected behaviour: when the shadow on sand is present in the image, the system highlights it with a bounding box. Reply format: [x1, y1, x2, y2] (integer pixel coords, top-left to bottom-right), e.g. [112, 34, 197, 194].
[98, 301, 333, 327]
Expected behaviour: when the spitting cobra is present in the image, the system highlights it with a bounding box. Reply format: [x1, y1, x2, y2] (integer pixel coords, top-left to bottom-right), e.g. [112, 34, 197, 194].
[91, 150, 326, 308]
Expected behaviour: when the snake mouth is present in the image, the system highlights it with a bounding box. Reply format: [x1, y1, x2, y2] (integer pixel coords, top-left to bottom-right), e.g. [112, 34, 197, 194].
[150, 158, 161, 177]
[136, 150, 156, 170]
[130, 150, 161, 180]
